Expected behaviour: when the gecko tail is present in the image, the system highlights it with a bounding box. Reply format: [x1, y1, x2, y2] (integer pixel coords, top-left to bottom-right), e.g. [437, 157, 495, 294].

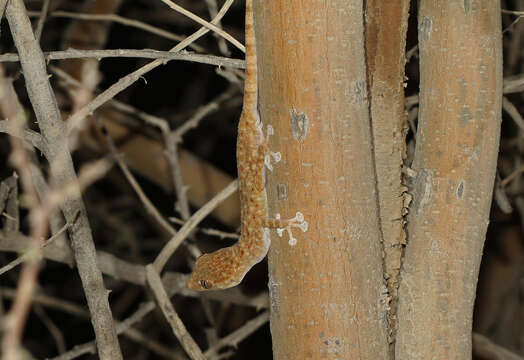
[243, 0, 257, 113]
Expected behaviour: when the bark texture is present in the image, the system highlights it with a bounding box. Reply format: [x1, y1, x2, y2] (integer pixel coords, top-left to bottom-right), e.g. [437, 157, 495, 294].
[396, 1, 502, 358]
[256, 0, 389, 358]
[364, 0, 410, 347]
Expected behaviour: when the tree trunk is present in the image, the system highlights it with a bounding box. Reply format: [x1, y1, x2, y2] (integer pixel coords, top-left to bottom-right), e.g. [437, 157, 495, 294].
[364, 0, 410, 351]
[256, 0, 389, 358]
[396, 1, 502, 359]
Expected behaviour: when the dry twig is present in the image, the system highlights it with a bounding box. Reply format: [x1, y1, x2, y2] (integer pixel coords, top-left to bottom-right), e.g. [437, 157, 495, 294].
[145, 265, 206, 360]
[27, 10, 204, 51]
[154, 180, 238, 272]
[0, 49, 244, 68]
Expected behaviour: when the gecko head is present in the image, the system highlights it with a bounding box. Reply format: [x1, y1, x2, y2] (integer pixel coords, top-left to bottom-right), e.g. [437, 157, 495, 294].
[186, 249, 243, 291]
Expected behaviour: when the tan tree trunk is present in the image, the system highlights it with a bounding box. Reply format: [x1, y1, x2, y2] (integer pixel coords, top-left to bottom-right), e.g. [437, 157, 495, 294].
[256, 0, 389, 358]
[395, 1, 502, 359]
[364, 0, 410, 350]
[254, 0, 501, 358]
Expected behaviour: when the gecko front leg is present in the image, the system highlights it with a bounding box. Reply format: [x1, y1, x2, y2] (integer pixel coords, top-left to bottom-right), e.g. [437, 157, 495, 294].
[263, 212, 308, 246]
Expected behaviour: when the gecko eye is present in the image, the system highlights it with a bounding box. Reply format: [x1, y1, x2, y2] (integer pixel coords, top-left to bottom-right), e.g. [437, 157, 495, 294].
[200, 280, 213, 289]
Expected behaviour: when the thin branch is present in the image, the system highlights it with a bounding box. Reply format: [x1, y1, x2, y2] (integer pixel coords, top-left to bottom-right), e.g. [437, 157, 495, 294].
[2, 130, 48, 360]
[153, 180, 238, 272]
[472, 332, 524, 360]
[145, 265, 206, 360]
[170, 0, 234, 54]
[0, 223, 69, 275]
[0, 231, 269, 308]
[0, 49, 244, 69]
[0, 0, 7, 25]
[493, 174, 513, 214]
[96, 117, 177, 236]
[12, 290, 171, 358]
[204, 0, 229, 55]
[26, 10, 205, 52]
[172, 89, 233, 141]
[0, 231, 147, 285]
[0, 55, 49, 360]
[501, 163, 524, 187]
[169, 217, 240, 240]
[0, 287, 89, 319]
[0, 120, 48, 155]
[503, 74, 524, 94]
[121, 329, 183, 360]
[204, 312, 270, 359]
[33, 304, 67, 354]
[501, 9, 524, 15]
[0, 176, 19, 234]
[159, 0, 244, 52]
[29, 164, 73, 267]
[167, 89, 233, 231]
[406, 44, 418, 62]
[502, 96, 524, 132]
[50, 302, 156, 360]
[166, 143, 191, 221]
[34, 0, 50, 41]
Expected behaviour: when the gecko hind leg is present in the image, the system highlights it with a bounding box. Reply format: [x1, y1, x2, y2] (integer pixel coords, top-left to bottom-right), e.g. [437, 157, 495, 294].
[262, 212, 308, 246]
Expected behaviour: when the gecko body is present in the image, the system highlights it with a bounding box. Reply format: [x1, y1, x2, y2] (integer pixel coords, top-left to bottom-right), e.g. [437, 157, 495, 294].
[187, 0, 307, 291]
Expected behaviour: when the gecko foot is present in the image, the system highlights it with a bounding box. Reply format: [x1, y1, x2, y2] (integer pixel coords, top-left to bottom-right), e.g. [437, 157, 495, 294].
[275, 212, 308, 246]
[264, 151, 281, 171]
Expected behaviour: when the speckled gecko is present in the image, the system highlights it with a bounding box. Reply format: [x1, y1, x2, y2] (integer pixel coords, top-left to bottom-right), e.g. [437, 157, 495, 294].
[186, 0, 308, 291]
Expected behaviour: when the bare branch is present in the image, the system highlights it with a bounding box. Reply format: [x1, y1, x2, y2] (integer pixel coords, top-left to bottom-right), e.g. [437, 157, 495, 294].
[154, 180, 238, 272]
[204, 312, 269, 359]
[0, 121, 48, 155]
[158, 0, 244, 52]
[145, 265, 206, 360]
[472, 332, 524, 360]
[26, 10, 204, 51]
[0, 223, 68, 275]
[0, 49, 244, 69]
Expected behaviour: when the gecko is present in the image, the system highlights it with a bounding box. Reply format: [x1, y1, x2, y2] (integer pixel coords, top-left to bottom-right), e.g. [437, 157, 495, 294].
[186, 0, 308, 291]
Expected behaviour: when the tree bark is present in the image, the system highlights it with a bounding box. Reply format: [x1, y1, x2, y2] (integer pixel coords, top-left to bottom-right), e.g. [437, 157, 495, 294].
[396, 1, 502, 359]
[256, 0, 389, 358]
[364, 0, 410, 350]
